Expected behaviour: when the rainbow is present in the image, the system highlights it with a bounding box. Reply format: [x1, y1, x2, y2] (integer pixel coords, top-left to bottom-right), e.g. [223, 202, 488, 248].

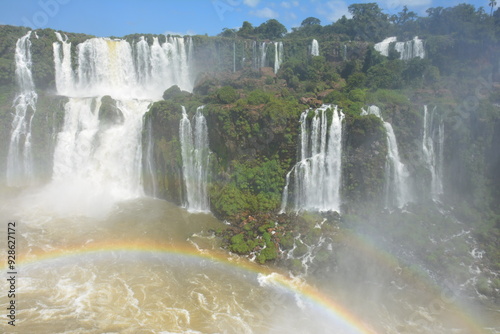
[6, 237, 488, 334]
[9, 239, 377, 334]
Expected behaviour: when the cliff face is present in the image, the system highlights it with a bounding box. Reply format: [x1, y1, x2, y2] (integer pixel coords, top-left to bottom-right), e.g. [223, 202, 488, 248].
[0, 23, 498, 222]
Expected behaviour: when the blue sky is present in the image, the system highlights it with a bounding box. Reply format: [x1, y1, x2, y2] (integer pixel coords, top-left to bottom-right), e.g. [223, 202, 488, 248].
[0, 0, 495, 37]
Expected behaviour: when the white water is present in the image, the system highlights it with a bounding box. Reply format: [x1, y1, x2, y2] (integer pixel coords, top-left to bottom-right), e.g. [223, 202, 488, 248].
[374, 36, 397, 57]
[395, 36, 425, 60]
[53, 32, 74, 96]
[374, 36, 425, 60]
[281, 105, 344, 213]
[53, 35, 194, 99]
[47, 34, 196, 217]
[362, 106, 411, 208]
[311, 39, 319, 56]
[6, 31, 37, 186]
[180, 106, 210, 213]
[422, 105, 444, 200]
[43, 98, 149, 218]
[260, 42, 268, 68]
[274, 41, 283, 74]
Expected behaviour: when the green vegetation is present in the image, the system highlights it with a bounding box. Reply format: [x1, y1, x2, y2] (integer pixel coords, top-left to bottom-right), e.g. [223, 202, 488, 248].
[0, 3, 498, 289]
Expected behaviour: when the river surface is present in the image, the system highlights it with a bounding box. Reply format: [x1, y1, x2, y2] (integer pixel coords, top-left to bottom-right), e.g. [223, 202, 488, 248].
[0, 187, 498, 334]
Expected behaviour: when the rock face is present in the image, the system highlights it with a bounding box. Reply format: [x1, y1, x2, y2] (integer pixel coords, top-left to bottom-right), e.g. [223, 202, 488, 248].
[343, 114, 388, 212]
[142, 101, 184, 205]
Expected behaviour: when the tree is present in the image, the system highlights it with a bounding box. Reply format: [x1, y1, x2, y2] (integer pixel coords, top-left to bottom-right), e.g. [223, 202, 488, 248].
[218, 28, 237, 38]
[391, 6, 417, 25]
[348, 3, 390, 41]
[255, 19, 287, 39]
[301, 17, 321, 26]
[490, 0, 497, 16]
[238, 21, 255, 38]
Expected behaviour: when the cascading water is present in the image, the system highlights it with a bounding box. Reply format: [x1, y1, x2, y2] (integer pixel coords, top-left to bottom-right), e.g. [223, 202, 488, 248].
[53, 32, 74, 96]
[280, 104, 344, 213]
[252, 41, 258, 69]
[260, 42, 268, 68]
[6, 31, 37, 187]
[53, 35, 194, 99]
[422, 105, 444, 200]
[362, 106, 411, 208]
[374, 36, 425, 60]
[179, 106, 210, 213]
[274, 41, 283, 74]
[311, 39, 319, 56]
[395, 36, 425, 60]
[47, 97, 149, 217]
[47, 34, 195, 216]
[374, 36, 397, 56]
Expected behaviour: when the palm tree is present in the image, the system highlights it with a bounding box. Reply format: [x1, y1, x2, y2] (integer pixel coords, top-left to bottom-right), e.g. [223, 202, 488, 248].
[490, 0, 497, 16]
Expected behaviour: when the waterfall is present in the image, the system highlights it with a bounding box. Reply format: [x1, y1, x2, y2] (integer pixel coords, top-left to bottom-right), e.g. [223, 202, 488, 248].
[395, 36, 425, 60]
[260, 42, 268, 68]
[375, 36, 425, 60]
[52, 97, 148, 197]
[311, 39, 319, 56]
[53, 32, 74, 96]
[53, 35, 195, 99]
[281, 105, 344, 213]
[422, 105, 444, 200]
[233, 41, 236, 72]
[43, 34, 197, 215]
[180, 106, 210, 213]
[374, 37, 397, 57]
[362, 106, 411, 208]
[6, 31, 37, 187]
[252, 41, 258, 69]
[274, 41, 283, 74]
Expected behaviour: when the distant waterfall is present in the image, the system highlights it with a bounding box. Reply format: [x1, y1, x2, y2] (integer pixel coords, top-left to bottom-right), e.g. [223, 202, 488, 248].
[374, 36, 425, 60]
[252, 41, 258, 69]
[281, 105, 344, 213]
[7, 31, 37, 186]
[180, 106, 210, 213]
[311, 39, 319, 56]
[374, 37, 397, 56]
[422, 105, 444, 200]
[362, 106, 411, 208]
[395, 36, 425, 60]
[233, 41, 236, 72]
[260, 42, 268, 68]
[274, 41, 283, 74]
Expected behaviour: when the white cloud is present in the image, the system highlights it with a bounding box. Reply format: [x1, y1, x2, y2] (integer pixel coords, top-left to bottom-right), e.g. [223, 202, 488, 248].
[317, 1, 351, 23]
[250, 7, 279, 19]
[380, 0, 431, 11]
[281, 1, 299, 8]
[244, 0, 261, 7]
